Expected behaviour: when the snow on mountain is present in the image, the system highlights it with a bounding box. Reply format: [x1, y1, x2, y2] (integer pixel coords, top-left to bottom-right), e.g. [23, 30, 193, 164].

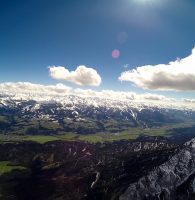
[1, 91, 195, 135]
[0, 91, 195, 111]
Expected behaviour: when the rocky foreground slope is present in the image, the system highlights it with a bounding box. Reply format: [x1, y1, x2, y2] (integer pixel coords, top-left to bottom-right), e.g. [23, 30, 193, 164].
[120, 138, 195, 200]
[1, 136, 195, 199]
[0, 138, 178, 200]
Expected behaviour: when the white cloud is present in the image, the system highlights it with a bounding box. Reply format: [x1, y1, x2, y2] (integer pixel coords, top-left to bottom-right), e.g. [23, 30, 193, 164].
[139, 93, 172, 101]
[119, 47, 195, 91]
[183, 98, 195, 103]
[74, 89, 137, 100]
[0, 82, 173, 103]
[0, 82, 72, 95]
[49, 65, 102, 86]
[74, 88, 172, 102]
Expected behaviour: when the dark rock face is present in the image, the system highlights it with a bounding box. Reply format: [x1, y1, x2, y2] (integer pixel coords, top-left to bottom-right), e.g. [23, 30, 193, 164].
[0, 139, 178, 200]
[119, 139, 195, 200]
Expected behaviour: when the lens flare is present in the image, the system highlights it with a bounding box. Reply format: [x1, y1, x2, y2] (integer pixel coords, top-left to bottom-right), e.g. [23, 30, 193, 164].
[112, 49, 120, 59]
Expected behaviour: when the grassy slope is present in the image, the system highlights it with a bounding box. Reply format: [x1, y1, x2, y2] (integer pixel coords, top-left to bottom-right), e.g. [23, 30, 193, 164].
[0, 122, 194, 144]
[0, 161, 26, 175]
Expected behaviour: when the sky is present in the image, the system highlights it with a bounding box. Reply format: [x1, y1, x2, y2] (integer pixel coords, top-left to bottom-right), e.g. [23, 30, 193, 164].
[1, 0, 195, 100]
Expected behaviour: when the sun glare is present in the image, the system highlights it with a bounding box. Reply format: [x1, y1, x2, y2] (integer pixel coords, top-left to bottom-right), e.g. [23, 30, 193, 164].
[133, 0, 160, 4]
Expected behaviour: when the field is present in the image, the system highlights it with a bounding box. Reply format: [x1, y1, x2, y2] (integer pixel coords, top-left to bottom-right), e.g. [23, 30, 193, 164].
[0, 161, 26, 175]
[0, 122, 195, 144]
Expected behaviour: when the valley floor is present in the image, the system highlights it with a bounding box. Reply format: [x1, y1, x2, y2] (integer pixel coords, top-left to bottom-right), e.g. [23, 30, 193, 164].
[1, 122, 195, 144]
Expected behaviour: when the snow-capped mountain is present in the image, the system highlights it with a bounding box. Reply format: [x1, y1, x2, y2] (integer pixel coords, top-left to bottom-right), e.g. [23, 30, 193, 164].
[0, 91, 195, 111]
[0, 92, 195, 135]
[1, 92, 195, 199]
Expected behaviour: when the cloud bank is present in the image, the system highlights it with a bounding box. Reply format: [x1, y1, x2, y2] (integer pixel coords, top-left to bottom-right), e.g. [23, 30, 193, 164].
[119, 47, 195, 91]
[183, 99, 195, 103]
[0, 82, 72, 95]
[0, 82, 173, 102]
[74, 88, 171, 102]
[49, 65, 102, 86]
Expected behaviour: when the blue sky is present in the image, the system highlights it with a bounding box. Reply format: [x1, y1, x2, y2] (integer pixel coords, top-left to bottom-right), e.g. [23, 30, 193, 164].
[1, 0, 195, 99]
